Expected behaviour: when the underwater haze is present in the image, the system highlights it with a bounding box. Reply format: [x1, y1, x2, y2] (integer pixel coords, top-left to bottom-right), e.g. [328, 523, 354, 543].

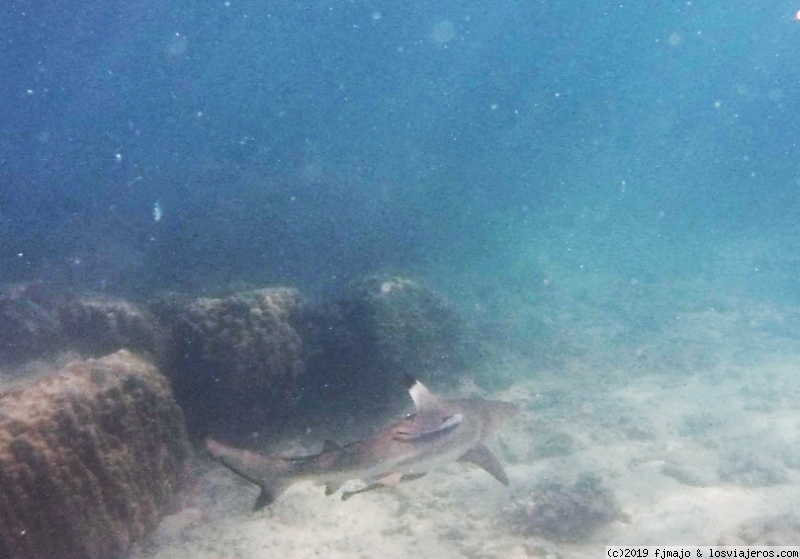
[4, 0, 800, 556]
[3, 0, 798, 294]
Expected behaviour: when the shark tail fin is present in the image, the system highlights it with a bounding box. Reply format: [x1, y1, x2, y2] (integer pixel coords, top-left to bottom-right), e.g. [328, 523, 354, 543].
[206, 438, 298, 510]
[252, 479, 293, 511]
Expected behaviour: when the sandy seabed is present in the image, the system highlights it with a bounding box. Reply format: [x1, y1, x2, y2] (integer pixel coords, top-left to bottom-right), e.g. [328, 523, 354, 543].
[135, 293, 800, 559]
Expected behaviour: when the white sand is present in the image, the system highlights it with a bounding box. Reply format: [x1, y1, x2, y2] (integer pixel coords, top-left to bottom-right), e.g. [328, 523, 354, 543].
[136, 285, 800, 558]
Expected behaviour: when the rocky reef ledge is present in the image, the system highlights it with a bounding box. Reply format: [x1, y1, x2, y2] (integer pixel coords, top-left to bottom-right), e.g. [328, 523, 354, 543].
[0, 350, 190, 559]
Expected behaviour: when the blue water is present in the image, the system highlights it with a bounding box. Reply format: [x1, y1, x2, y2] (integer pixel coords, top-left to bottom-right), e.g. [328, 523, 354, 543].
[3, 0, 798, 299]
[6, 1, 800, 553]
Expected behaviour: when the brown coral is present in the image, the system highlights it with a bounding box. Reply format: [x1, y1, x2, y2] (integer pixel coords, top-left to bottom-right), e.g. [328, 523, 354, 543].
[0, 283, 166, 366]
[290, 273, 480, 423]
[353, 274, 477, 377]
[0, 350, 190, 559]
[58, 296, 167, 365]
[171, 287, 305, 438]
[0, 282, 64, 365]
[301, 273, 477, 378]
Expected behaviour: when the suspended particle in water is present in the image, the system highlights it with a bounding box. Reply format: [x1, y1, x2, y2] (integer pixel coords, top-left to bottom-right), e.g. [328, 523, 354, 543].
[164, 33, 188, 61]
[430, 20, 456, 44]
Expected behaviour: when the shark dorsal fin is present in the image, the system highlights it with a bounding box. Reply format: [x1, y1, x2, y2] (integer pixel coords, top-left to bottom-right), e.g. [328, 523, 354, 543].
[406, 377, 442, 411]
[322, 440, 343, 453]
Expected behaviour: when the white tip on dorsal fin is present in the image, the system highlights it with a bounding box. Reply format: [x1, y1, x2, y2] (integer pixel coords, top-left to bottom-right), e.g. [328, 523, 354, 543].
[405, 376, 441, 411]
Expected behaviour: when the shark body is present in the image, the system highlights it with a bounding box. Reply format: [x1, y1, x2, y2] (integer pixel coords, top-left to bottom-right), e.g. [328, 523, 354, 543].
[206, 378, 519, 510]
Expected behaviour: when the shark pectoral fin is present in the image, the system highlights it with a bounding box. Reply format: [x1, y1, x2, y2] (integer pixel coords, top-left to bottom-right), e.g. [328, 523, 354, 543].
[459, 443, 509, 486]
[325, 482, 342, 496]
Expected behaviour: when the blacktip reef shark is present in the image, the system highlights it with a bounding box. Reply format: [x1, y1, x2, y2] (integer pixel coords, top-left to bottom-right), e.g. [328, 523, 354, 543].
[206, 377, 519, 510]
